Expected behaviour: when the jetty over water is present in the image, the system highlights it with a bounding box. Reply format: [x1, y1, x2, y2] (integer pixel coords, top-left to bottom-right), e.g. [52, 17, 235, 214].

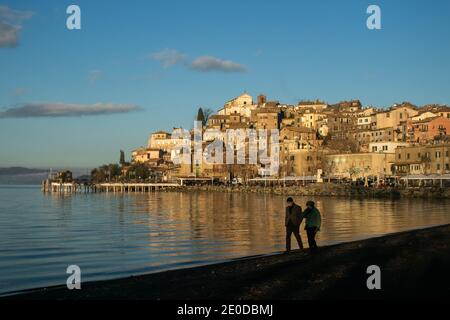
[99, 183, 179, 192]
[42, 181, 180, 193]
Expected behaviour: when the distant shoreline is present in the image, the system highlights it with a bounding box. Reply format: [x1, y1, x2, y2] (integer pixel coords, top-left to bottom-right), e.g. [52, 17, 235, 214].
[6, 224, 450, 300]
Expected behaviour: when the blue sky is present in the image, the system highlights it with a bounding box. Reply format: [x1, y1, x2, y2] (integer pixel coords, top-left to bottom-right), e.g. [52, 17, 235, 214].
[1, 0, 450, 168]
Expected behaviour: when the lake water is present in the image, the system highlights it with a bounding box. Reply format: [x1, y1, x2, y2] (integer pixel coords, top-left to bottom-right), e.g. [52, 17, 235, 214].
[1, 185, 450, 295]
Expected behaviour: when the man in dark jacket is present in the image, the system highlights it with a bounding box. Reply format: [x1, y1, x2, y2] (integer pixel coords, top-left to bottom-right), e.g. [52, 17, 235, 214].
[285, 197, 304, 253]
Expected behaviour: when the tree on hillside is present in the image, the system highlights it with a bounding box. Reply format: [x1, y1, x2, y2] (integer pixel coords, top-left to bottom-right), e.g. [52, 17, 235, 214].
[196, 107, 206, 126]
[203, 108, 214, 124]
[90, 164, 122, 183]
[108, 164, 121, 178]
[323, 134, 359, 153]
[127, 163, 151, 181]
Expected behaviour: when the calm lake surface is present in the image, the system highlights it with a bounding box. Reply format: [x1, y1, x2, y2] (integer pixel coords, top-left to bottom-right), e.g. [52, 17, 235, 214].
[1, 185, 450, 295]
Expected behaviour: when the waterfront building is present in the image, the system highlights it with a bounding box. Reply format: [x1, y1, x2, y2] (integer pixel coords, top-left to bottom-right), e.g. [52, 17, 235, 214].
[282, 149, 327, 178]
[394, 144, 450, 175]
[369, 141, 409, 154]
[325, 152, 396, 180]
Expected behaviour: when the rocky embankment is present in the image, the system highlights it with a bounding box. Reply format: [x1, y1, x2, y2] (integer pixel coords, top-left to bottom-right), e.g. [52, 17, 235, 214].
[165, 183, 450, 199]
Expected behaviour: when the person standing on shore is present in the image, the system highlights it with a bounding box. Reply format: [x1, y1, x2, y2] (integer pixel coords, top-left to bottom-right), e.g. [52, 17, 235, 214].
[285, 197, 304, 253]
[302, 200, 321, 252]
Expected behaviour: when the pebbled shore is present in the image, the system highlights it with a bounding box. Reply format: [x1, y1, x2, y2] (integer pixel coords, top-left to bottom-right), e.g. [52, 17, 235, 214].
[5, 224, 450, 300]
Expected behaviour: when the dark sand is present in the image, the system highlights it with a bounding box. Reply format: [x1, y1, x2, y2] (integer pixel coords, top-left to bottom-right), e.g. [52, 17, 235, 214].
[5, 224, 450, 300]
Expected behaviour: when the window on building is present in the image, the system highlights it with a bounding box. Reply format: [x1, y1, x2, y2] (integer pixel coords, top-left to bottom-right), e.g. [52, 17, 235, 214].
[398, 154, 401, 159]
[407, 153, 410, 160]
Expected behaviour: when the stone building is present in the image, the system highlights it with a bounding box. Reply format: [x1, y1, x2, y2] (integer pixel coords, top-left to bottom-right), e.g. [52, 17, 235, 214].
[325, 153, 396, 180]
[394, 144, 450, 175]
[217, 92, 256, 118]
[132, 148, 163, 164]
[375, 104, 418, 130]
[254, 107, 281, 130]
[407, 116, 450, 143]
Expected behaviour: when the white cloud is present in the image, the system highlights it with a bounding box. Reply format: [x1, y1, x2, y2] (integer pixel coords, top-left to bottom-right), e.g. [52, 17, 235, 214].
[0, 103, 141, 118]
[0, 5, 33, 23]
[0, 5, 33, 48]
[150, 49, 187, 68]
[0, 22, 20, 47]
[150, 49, 247, 73]
[190, 56, 247, 73]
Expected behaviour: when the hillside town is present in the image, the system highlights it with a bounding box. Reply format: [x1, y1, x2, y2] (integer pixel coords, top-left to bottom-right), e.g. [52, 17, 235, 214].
[99, 92, 450, 187]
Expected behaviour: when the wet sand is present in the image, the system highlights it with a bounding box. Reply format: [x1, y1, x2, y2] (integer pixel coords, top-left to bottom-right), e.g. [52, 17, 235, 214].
[5, 224, 450, 300]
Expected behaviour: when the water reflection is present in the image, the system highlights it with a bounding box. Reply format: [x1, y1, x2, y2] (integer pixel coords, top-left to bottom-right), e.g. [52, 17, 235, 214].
[0, 186, 449, 295]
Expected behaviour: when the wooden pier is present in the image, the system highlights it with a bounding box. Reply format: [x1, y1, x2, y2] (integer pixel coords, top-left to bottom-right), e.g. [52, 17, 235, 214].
[42, 180, 180, 194]
[99, 183, 180, 193]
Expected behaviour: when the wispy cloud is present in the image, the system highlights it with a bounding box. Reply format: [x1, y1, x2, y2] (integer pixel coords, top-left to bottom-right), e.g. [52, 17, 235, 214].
[150, 49, 247, 73]
[0, 103, 140, 118]
[0, 5, 33, 23]
[190, 56, 247, 73]
[150, 49, 187, 68]
[0, 5, 33, 48]
[0, 22, 21, 48]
